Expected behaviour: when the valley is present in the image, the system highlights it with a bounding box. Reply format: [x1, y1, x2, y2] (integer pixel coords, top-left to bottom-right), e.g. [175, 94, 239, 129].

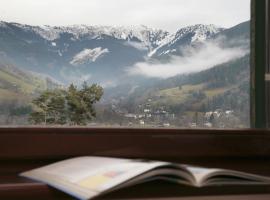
[0, 20, 250, 127]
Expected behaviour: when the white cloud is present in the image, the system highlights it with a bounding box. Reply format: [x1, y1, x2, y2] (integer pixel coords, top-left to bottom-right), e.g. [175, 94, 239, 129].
[127, 40, 248, 78]
[0, 0, 250, 32]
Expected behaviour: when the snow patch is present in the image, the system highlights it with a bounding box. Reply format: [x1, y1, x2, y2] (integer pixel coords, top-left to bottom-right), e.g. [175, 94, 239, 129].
[190, 24, 222, 42]
[32, 25, 60, 41]
[70, 47, 109, 66]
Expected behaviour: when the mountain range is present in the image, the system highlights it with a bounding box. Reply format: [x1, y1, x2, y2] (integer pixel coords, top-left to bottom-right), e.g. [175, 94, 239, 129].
[0, 21, 249, 87]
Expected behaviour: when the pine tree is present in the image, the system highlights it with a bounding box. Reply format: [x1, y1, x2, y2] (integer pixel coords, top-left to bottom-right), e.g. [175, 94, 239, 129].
[29, 89, 67, 125]
[29, 83, 103, 125]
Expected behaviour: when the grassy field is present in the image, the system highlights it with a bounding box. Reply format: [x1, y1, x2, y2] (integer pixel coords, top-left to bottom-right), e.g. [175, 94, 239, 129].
[156, 84, 204, 104]
[0, 69, 47, 94]
[204, 87, 233, 98]
[0, 88, 22, 100]
[0, 66, 50, 106]
[150, 83, 234, 108]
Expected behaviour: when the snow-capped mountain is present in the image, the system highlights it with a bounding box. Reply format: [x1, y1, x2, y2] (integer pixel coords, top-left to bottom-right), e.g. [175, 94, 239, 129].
[4, 21, 222, 55]
[149, 24, 223, 57]
[7, 22, 169, 51]
[0, 21, 249, 86]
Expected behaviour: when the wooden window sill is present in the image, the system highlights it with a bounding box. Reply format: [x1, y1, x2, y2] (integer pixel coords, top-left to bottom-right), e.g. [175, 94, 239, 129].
[1, 128, 270, 199]
[1, 158, 270, 200]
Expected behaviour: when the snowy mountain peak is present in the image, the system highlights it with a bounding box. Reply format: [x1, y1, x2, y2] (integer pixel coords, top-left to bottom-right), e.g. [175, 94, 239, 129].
[175, 24, 223, 42]
[168, 24, 223, 46]
[148, 24, 224, 57]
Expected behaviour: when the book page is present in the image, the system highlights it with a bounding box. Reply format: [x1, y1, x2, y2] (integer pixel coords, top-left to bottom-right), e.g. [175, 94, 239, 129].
[185, 165, 270, 186]
[184, 166, 221, 186]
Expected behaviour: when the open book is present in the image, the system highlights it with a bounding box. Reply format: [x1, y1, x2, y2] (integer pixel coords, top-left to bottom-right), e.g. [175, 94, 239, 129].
[20, 156, 270, 200]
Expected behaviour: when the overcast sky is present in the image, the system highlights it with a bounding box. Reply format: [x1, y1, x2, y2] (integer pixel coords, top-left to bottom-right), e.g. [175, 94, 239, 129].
[0, 0, 250, 32]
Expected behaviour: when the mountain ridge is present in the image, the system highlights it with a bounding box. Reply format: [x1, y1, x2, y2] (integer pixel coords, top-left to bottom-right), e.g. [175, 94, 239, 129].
[1, 21, 224, 53]
[0, 20, 249, 85]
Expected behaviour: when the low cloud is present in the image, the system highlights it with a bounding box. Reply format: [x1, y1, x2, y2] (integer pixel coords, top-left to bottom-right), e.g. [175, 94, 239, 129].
[127, 40, 248, 79]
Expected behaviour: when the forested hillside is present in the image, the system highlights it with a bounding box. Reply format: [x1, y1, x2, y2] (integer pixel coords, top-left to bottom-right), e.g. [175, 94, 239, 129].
[100, 55, 250, 128]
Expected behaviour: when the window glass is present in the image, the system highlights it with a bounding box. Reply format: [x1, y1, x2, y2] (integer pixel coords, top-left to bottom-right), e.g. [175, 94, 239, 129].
[0, 0, 250, 128]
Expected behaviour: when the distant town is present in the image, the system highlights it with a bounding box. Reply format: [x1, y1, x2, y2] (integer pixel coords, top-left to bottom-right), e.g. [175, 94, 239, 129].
[94, 97, 241, 128]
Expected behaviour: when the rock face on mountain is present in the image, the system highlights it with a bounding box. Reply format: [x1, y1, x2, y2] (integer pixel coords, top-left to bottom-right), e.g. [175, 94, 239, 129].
[0, 21, 249, 86]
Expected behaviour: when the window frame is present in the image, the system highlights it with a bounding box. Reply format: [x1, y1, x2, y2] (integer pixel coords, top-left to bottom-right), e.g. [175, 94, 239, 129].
[1, 1, 270, 199]
[251, 0, 268, 128]
[0, 128, 270, 160]
[265, 0, 270, 127]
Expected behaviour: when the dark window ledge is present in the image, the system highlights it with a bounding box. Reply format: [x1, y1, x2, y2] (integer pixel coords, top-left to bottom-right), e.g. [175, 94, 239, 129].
[1, 176, 270, 200]
[1, 128, 270, 199]
[1, 158, 270, 200]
